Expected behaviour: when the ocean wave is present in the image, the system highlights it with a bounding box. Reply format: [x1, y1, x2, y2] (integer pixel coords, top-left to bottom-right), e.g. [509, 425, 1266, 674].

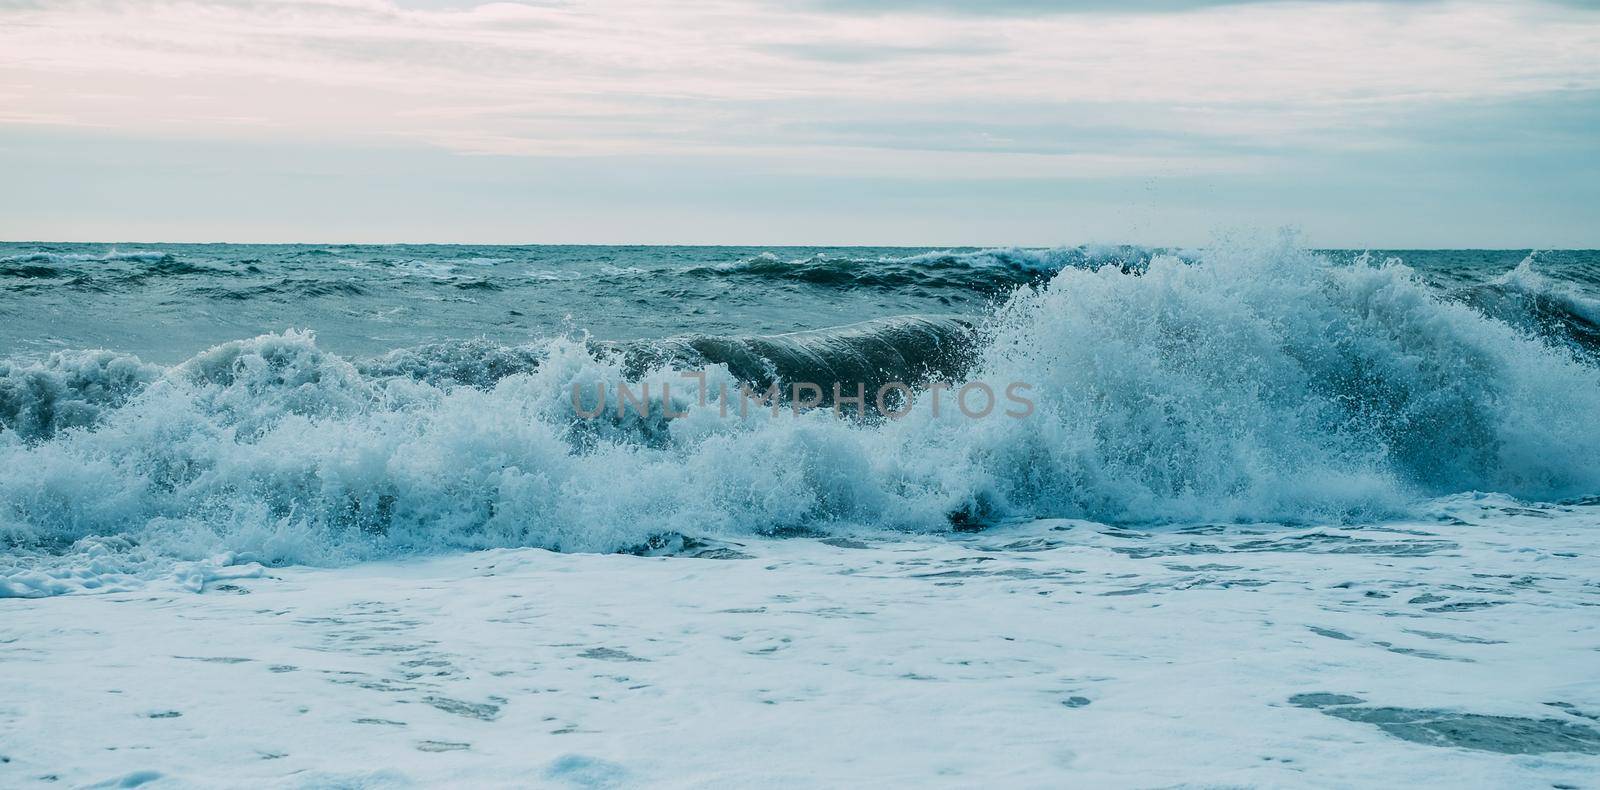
[685, 245, 1154, 291]
[4, 240, 1600, 596]
[193, 278, 367, 300]
[607, 316, 977, 398]
[356, 316, 975, 392]
[0, 263, 66, 279]
[341, 257, 465, 280]
[0, 250, 221, 285]
[1457, 254, 1600, 358]
[0, 250, 175, 266]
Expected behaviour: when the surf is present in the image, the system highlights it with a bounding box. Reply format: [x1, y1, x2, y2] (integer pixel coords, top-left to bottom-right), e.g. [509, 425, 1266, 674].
[3, 239, 1599, 597]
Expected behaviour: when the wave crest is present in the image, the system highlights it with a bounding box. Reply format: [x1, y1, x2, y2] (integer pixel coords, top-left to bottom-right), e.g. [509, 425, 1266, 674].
[686, 245, 1153, 291]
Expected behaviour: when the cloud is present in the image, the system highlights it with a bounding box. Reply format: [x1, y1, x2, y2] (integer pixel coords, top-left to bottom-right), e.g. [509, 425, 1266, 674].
[0, 0, 1597, 243]
[787, 0, 1600, 18]
[757, 38, 1007, 63]
[3, 0, 1596, 159]
[789, 0, 1437, 15]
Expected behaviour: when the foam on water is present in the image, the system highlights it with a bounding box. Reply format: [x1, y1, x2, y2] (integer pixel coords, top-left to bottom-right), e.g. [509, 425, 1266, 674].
[3, 240, 1599, 596]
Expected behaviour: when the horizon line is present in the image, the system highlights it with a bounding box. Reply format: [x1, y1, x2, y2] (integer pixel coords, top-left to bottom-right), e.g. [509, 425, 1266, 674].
[3, 239, 1593, 252]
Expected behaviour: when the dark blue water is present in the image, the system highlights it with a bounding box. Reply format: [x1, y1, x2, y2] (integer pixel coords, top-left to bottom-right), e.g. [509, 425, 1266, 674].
[5, 243, 1593, 362]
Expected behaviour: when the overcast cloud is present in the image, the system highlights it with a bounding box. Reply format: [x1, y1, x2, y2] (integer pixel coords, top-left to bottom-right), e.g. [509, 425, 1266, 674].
[0, 0, 1596, 245]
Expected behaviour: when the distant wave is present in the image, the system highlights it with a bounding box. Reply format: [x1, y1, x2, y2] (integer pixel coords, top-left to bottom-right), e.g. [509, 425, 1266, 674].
[5, 241, 1600, 596]
[0, 249, 218, 283]
[0, 250, 175, 265]
[1457, 254, 1600, 359]
[0, 244, 1155, 299]
[683, 245, 1156, 291]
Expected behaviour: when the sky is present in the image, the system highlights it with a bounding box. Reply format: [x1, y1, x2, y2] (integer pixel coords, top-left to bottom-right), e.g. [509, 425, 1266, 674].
[0, 0, 1597, 246]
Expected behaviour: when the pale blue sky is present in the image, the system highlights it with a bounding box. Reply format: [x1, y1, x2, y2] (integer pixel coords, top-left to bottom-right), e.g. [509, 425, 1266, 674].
[1, 0, 1596, 246]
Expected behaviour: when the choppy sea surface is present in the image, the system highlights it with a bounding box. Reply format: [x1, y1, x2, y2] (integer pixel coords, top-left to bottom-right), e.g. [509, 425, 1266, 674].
[2, 239, 1600, 786]
[2, 242, 1597, 362]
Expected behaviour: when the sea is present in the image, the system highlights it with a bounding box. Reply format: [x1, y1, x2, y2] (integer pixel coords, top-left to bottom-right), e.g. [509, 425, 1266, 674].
[2, 239, 1599, 786]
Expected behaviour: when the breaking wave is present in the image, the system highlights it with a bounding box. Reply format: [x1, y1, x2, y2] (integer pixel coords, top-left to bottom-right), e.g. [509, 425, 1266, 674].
[4, 240, 1600, 596]
[1458, 254, 1600, 360]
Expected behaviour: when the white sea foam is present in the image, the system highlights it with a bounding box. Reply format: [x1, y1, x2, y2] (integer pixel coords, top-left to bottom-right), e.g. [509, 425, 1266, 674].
[5, 498, 1598, 786]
